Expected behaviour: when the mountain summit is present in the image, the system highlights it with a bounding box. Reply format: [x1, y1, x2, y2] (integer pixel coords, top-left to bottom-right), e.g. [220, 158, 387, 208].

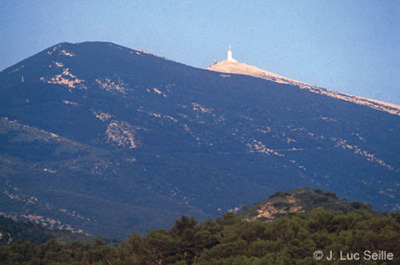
[208, 46, 400, 116]
[208, 60, 306, 87]
[1, 42, 399, 238]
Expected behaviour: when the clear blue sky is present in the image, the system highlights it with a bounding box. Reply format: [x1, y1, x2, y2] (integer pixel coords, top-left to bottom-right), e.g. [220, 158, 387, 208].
[1, 0, 400, 104]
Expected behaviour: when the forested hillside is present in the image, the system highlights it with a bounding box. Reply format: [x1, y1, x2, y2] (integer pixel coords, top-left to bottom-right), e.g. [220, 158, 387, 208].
[1, 209, 399, 264]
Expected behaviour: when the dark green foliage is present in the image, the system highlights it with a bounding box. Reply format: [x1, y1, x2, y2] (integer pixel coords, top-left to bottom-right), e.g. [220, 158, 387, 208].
[0, 216, 53, 245]
[296, 189, 372, 213]
[1, 210, 399, 264]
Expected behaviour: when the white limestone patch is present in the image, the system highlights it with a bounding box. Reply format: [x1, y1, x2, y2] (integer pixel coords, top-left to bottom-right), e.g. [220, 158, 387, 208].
[45, 45, 75, 57]
[286, 137, 296, 144]
[352, 132, 365, 142]
[220, 74, 231, 78]
[184, 124, 201, 143]
[239, 114, 253, 121]
[379, 189, 395, 199]
[95, 78, 127, 94]
[90, 161, 114, 175]
[331, 137, 393, 170]
[150, 112, 161, 118]
[192, 103, 212, 113]
[3, 182, 39, 206]
[40, 68, 86, 89]
[137, 108, 178, 123]
[48, 61, 64, 68]
[163, 115, 178, 122]
[228, 207, 241, 213]
[21, 214, 83, 233]
[54, 62, 63, 68]
[137, 50, 169, 60]
[244, 194, 305, 222]
[126, 157, 137, 163]
[27, 197, 38, 204]
[62, 100, 77, 106]
[169, 186, 194, 205]
[11, 65, 24, 73]
[153, 87, 167, 97]
[59, 49, 75, 57]
[46, 46, 58, 55]
[92, 110, 112, 122]
[43, 168, 56, 174]
[247, 139, 284, 157]
[256, 127, 272, 134]
[106, 121, 136, 149]
[314, 116, 337, 123]
[191, 102, 225, 124]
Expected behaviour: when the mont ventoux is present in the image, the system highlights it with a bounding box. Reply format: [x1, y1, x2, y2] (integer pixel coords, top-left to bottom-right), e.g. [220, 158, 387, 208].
[0, 42, 399, 238]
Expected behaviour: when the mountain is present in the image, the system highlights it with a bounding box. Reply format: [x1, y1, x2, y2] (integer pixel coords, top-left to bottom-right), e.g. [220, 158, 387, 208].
[0, 42, 399, 238]
[238, 187, 384, 222]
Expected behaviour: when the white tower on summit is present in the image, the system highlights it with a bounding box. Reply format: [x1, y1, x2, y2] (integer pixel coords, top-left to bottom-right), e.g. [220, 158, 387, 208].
[227, 44, 237, 62]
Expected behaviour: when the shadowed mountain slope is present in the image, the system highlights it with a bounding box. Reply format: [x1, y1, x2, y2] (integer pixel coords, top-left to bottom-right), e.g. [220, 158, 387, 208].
[0, 42, 399, 238]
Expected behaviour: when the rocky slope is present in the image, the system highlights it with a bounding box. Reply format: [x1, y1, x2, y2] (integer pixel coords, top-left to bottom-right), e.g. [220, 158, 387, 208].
[0, 42, 399, 238]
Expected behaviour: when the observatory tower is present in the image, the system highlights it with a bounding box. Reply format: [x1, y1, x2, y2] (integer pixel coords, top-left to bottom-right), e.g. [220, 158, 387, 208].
[227, 45, 237, 62]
